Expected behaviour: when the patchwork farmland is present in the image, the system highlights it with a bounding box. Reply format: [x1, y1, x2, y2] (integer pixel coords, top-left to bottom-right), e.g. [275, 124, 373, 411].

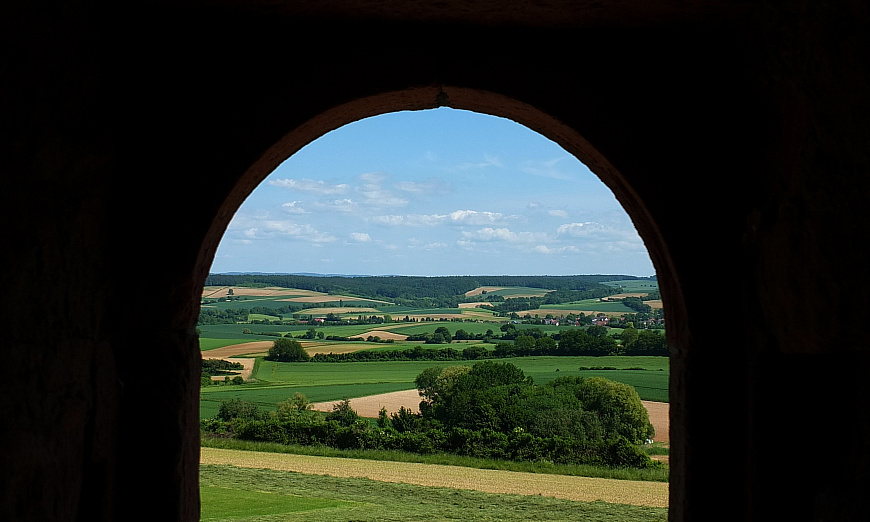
[198, 275, 668, 520]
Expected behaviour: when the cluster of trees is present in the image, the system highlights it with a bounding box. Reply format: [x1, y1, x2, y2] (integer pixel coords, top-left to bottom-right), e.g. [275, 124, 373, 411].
[412, 362, 654, 443]
[484, 288, 615, 314]
[201, 358, 245, 386]
[198, 305, 304, 325]
[198, 307, 251, 325]
[201, 362, 657, 469]
[617, 328, 670, 356]
[406, 326, 460, 344]
[311, 344, 488, 363]
[202, 358, 244, 375]
[265, 338, 311, 362]
[262, 325, 668, 364]
[620, 297, 652, 314]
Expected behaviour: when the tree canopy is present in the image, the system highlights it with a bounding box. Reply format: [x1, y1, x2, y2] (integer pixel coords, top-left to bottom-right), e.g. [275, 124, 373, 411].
[415, 362, 654, 444]
[266, 338, 311, 362]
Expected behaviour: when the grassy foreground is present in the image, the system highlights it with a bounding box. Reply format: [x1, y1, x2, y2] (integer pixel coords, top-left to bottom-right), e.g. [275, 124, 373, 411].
[201, 462, 668, 521]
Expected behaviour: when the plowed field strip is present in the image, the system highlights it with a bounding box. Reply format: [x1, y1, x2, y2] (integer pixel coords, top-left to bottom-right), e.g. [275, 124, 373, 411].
[200, 447, 668, 508]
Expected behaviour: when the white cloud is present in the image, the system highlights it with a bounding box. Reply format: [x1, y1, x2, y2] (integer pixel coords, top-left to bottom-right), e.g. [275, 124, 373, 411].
[448, 210, 504, 225]
[369, 210, 512, 227]
[282, 201, 306, 214]
[521, 157, 573, 180]
[370, 213, 446, 226]
[314, 198, 357, 213]
[369, 215, 407, 226]
[461, 227, 547, 244]
[243, 220, 337, 243]
[359, 172, 386, 184]
[548, 209, 569, 218]
[557, 222, 601, 237]
[394, 178, 452, 195]
[269, 178, 350, 195]
[362, 192, 408, 207]
[532, 244, 580, 254]
[350, 232, 372, 242]
[356, 172, 409, 207]
[451, 154, 503, 171]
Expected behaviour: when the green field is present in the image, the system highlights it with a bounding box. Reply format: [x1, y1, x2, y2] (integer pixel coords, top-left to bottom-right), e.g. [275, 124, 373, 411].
[199, 284, 668, 419]
[603, 279, 660, 293]
[200, 464, 667, 521]
[201, 484, 351, 520]
[538, 299, 637, 313]
[199, 356, 669, 419]
[479, 287, 552, 297]
[197, 282, 669, 520]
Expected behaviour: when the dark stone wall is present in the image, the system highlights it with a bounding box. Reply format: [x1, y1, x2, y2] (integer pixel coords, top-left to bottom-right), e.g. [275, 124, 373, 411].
[2, 1, 868, 520]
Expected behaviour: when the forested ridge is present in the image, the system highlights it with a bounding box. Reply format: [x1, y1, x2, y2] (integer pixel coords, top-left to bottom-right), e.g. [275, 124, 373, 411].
[205, 273, 654, 305]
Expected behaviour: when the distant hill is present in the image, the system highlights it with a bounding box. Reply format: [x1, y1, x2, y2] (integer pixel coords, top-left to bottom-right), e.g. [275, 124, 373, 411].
[205, 273, 655, 308]
[220, 272, 373, 278]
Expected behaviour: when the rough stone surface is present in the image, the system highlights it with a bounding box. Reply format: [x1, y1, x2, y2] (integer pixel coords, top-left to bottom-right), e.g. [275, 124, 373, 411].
[2, 1, 869, 520]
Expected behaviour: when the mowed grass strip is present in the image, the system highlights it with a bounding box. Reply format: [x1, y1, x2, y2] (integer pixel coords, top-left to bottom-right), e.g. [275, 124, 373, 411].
[201, 464, 667, 522]
[200, 485, 351, 520]
[200, 447, 669, 508]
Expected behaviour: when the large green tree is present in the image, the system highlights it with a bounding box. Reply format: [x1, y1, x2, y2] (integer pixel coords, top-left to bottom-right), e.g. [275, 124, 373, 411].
[624, 330, 669, 356]
[266, 338, 311, 362]
[557, 328, 617, 356]
[414, 362, 654, 444]
[547, 376, 655, 443]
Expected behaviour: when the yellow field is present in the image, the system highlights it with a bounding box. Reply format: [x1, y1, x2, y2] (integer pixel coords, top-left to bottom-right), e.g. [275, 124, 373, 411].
[202, 286, 322, 298]
[520, 308, 623, 317]
[464, 286, 507, 296]
[458, 302, 490, 308]
[200, 447, 669, 508]
[281, 294, 370, 303]
[294, 307, 379, 314]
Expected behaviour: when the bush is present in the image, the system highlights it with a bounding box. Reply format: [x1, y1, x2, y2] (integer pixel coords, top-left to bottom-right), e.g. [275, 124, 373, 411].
[217, 399, 264, 422]
[325, 398, 360, 427]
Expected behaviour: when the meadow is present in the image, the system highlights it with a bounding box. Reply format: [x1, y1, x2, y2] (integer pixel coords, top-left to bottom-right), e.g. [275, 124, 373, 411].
[201, 462, 668, 521]
[199, 282, 668, 421]
[199, 355, 668, 419]
[197, 280, 668, 519]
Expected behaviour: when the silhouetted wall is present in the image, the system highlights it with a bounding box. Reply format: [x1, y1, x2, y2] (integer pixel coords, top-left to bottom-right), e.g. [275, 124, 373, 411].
[2, 1, 868, 520]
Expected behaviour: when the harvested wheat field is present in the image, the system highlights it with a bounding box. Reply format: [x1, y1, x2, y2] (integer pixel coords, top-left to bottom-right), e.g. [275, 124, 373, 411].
[200, 447, 668, 507]
[301, 342, 376, 356]
[405, 313, 465, 321]
[458, 301, 490, 308]
[464, 286, 506, 297]
[357, 329, 408, 340]
[208, 358, 255, 381]
[302, 306, 381, 313]
[202, 286, 318, 298]
[280, 295, 392, 304]
[202, 341, 272, 358]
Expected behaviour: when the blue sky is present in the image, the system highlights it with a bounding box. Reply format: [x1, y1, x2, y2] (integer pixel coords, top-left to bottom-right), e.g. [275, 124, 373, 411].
[210, 108, 655, 277]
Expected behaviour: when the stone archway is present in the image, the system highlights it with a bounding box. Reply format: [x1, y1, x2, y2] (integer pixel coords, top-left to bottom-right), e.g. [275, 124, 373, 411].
[195, 85, 688, 510]
[6, 2, 870, 520]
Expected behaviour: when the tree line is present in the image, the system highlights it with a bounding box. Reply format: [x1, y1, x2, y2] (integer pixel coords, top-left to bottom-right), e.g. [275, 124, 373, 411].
[263, 326, 669, 364]
[201, 361, 658, 469]
[204, 273, 654, 308]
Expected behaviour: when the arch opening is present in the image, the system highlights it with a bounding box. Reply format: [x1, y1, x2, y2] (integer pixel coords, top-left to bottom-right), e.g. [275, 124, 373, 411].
[195, 89, 685, 517]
